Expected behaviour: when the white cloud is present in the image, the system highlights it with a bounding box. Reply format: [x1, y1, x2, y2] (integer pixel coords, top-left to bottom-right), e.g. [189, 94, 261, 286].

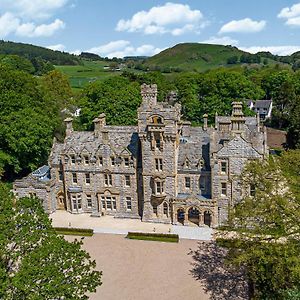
[219, 18, 266, 34]
[240, 45, 300, 56]
[16, 19, 65, 37]
[0, 0, 69, 20]
[278, 3, 300, 26]
[46, 44, 66, 51]
[116, 2, 205, 36]
[202, 36, 239, 46]
[0, 12, 65, 38]
[0, 12, 20, 38]
[85, 40, 163, 58]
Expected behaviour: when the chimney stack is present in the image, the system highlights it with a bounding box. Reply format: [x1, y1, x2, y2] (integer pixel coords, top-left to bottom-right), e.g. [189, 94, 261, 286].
[93, 113, 106, 137]
[64, 117, 73, 137]
[203, 114, 208, 130]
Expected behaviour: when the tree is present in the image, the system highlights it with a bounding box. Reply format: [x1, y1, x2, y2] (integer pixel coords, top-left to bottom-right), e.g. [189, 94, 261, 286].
[217, 151, 300, 299]
[0, 183, 101, 299]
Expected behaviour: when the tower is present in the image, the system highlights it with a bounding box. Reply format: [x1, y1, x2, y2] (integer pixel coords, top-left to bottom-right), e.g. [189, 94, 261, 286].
[138, 84, 181, 223]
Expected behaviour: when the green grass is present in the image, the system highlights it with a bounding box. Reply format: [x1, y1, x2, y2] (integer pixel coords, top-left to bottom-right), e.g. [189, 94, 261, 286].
[55, 60, 122, 90]
[126, 232, 179, 243]
[144, 43, 283, 72]
[54, 227, 93, 236]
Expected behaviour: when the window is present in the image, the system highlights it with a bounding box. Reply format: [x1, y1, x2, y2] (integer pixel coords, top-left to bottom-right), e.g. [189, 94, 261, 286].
[221, 182, 227, 196]
[126, 197, 132, 210]
[155, 158, 163, 171]
[104, 174, 112, 186]
[86, 194, 92, 208]
[250, 184, 256, 196]
[124, 157, 130, 167]
[58, 170, 63, 181]
[221, 161, 227, 173]
[111, 156, 115, 166]
[98, 156, 103, 166]
[199, 177, 206, 191]
[156, 181, 164, 194]
[125, 175, 131, 187]
[72, 173, 77, 184]
[101, 196, 116, 211]
[84, 155, 89, 165]
[153, 204, 158, 215]
[185, 177, 191, 188]
[72, 194, 82, 210]
[155, 139, 161, 149]
[85, 173, 91, 184]
[70, 154, 76, 164]
[163, 202, 168, 216]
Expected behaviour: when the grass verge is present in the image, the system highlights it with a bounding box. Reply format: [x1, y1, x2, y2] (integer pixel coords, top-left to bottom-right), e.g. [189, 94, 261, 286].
[54, 227, 93, 236]
[126, 232, 179, 243]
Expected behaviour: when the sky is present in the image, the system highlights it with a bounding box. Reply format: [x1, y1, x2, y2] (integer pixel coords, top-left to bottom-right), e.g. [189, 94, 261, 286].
[1, 0, 300, 57]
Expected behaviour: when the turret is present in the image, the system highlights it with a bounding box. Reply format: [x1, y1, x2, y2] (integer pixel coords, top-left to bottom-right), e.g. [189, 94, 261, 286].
[141, 83, 157, 107]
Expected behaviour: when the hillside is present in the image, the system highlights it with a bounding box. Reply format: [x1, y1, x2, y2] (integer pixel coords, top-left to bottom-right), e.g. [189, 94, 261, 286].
[0, 40, 81, 65]
[142, 43, 281, 72]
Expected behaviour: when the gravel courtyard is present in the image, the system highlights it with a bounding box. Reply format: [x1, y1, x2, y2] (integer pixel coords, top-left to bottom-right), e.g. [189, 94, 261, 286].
[66, 233, 209, 300]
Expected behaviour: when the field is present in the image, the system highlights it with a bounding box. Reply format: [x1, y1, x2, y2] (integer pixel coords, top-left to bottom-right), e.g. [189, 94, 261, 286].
[55, 60, 123, 91]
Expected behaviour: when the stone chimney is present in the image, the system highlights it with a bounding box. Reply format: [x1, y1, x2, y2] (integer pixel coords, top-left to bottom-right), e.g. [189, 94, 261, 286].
[231, 102, 245, 132]
[93, 113, 106, 137]
[256, 112, 260, 132]
[203, 114, 208, 131]
[182, 121, 191, 137]
[64, 117, 73, 137]
[141, 83, 157, 107]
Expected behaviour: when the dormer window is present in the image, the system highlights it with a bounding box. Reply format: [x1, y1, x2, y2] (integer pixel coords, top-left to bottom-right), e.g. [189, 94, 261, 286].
[70, 154, 76, 165]
[124, 157, 130, 167]
[111, 156, 115, 166]
[84, 155, 89, 165]
[220, 161, 227, 174]
[184, 159, 190, 169]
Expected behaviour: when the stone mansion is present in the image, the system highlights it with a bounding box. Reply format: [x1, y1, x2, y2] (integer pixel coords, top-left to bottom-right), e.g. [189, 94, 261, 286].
[14, 84, 268, 227]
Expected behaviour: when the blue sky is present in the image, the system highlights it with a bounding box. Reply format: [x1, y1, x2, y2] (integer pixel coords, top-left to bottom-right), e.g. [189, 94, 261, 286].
[1, 0, 300, 57]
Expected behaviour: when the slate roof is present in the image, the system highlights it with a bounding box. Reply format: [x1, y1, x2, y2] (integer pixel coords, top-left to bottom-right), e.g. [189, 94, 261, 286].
[177, 127, 211, 170]
[53, 126, 139, 162]
[253, 100, 272, 110]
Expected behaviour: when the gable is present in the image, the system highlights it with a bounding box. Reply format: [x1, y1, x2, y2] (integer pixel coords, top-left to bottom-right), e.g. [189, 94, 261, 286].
[217, 135, 261, 158]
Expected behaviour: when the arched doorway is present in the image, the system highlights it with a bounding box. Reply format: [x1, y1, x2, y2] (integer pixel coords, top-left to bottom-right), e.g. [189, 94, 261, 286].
[188, 207, 200, 226]
[204, 211, 212, 227]
[177, 208, 185, 225]
[56, 191, 66, 210]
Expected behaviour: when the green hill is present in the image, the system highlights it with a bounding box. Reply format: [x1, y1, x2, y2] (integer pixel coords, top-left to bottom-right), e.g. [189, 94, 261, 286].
[0, 40, 81, 65]
[142, 43, 281, 72]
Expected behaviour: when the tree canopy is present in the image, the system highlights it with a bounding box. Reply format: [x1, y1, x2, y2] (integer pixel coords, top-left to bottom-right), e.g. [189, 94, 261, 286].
[0, 183, 101, 299]
[217, 151, 300, 299]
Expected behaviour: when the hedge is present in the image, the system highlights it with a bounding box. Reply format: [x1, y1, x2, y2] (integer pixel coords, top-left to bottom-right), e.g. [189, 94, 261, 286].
[53, 227, 93, 236]
[126, 232, 179, 243]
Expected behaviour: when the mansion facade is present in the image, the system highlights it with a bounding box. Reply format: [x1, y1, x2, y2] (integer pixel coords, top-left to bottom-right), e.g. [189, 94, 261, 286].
[14, 84, 268, 227]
